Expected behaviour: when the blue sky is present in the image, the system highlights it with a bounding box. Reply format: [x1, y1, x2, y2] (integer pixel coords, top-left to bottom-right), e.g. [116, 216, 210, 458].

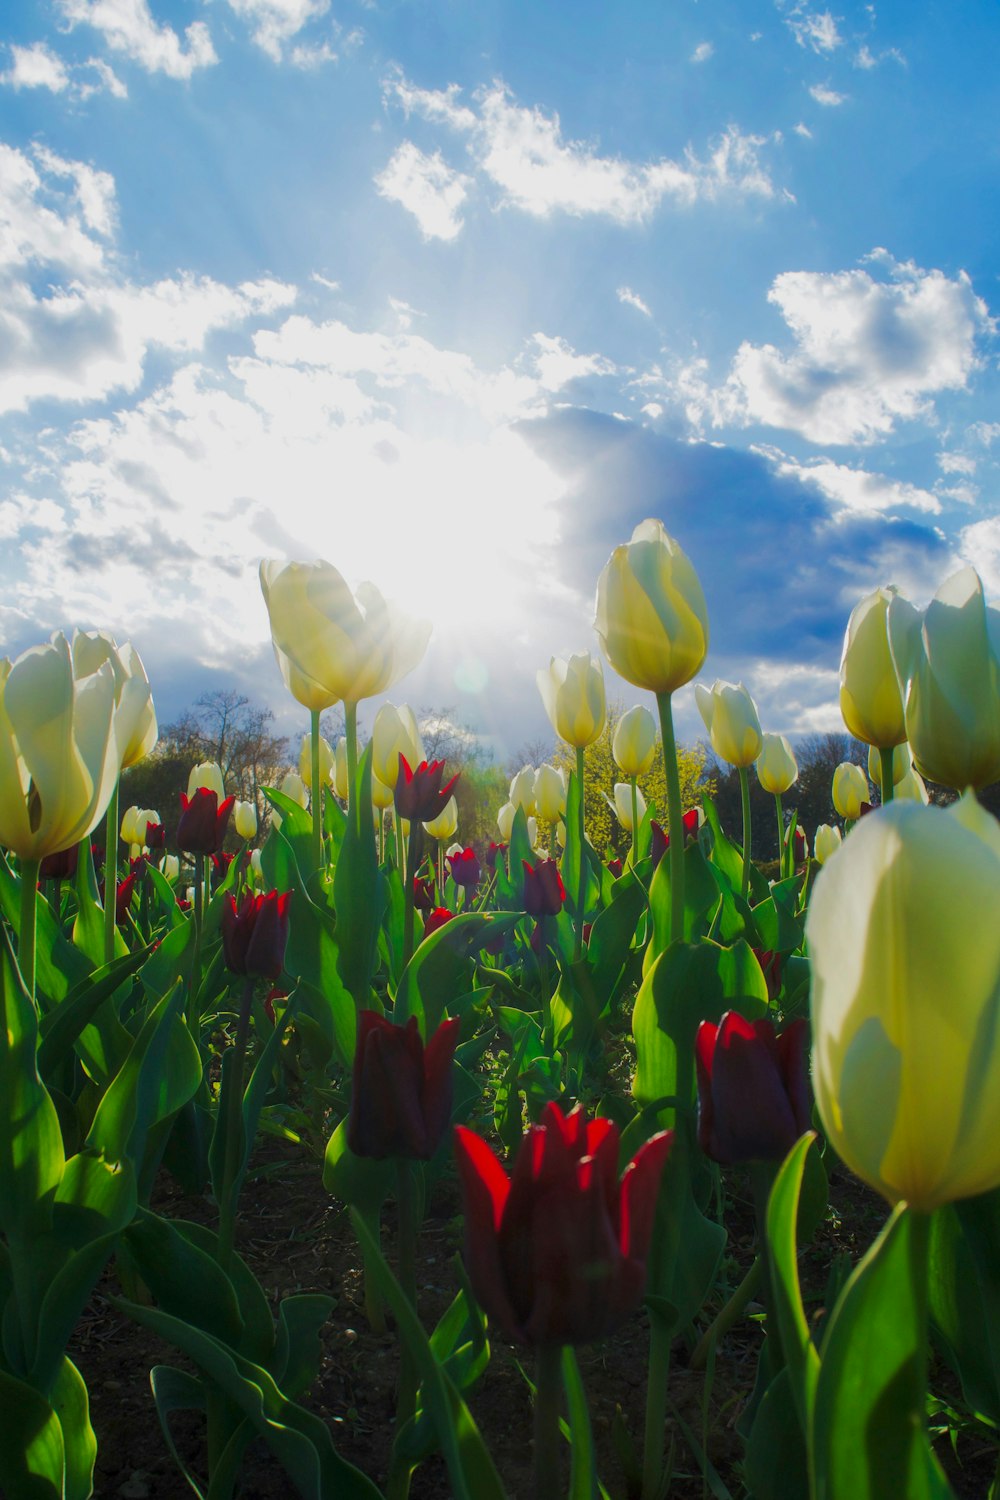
[1, 0, 998, 760]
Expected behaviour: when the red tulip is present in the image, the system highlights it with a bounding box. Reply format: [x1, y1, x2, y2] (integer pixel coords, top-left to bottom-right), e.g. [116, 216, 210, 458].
[448, 846, 481, 889]
[412, 874, 436, 912]
[177, 787, 235, 855]
[394, 755, 460, 821]
[221, 890, 292, 981]
[486, 841, 507, 872]
[424, 906, 455, 938]
[752, 948, 782, 1002]
[651, 808, 702, 870]
[522, 858, 565, 916]
[39, 844, 80, 881]
[454, 1102, 672, 1346]
[115, 872, 139, 922]
[606, 857, 623, 880]
[695, 1012, 811, 1166]
[348, 1011, 460, 1160]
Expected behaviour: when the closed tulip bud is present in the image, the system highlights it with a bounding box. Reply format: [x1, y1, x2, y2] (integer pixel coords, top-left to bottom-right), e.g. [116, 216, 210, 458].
[412, 874, 436, 911]
[522, 857, 566, 916]
[333, 739, 350, 800]
[424, 906, 455, 938]
[839, 586, 907, 749]
[533, 764, 566, 823]
[613, 705, 657, 777]
[160, 853, 180, 883]
[893, 764, 930, 803]
[454, 1102, 673, 1345]
[348, 1011, 460, 1159]
[526, 815, 538, 849]
[555, 819, 566, 848]
[496, 802, 516, 841]
[887, 567, 1000, 791]
[372, 703, 424, 789]
[221, 890, 291, 981]
[396, 756, 460, 821]
[813, 823, 842, 864]
[298, 731, 334, 787]
[536, 653, 606, 749]
[695, 680, 763, 768]
[282, 771, 309, 808]
[595, 519, 709, 694]
[696, 1014, 811, 1165]
[40, 844, 80, 881]
[260, 558, 431, 710]
[448, 846, 480, 888]
[234, 799, 258, 839]
[792, 826, 808, 864]
[119, 806, 145, 845]
[508, 766, 536, 816]
[71, 631, 158, 771]
[144, 821, 165, 851]
[609, 781, 647, 833]
[177, 787, 235, 855]
[832, 761, 869, 821]
[807, 797, 1000, 1210]
[249, 848, 263, 884]
[188, 761, 225, 800]
[867, 742, 910, 789]
[756, 733, 798, 794]
[424, 795, 458, 841]
[371, 775, 395, 811]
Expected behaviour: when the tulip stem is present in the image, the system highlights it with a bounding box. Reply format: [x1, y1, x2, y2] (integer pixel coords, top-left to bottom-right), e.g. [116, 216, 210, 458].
[690, 1254, 764, 1370]
[630, 775, 639, 868]
[533, 1342, 564, 1500]
[655, 691, 685, 946]
[18, 857, 40, 1010]
[774, 793, 786, 880]
[103, 776, 120, 967]
[738, 766, 752, 899]
[345, 700, 359, 816]
[880, 748, 896, 806]
[310, 708, 323, 876]
[395, 813, 406, 882]
[216, 975, 255, 1274]
[573, 746, 586, 962]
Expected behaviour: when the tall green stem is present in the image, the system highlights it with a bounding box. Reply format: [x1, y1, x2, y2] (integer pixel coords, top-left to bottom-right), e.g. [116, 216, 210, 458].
[573, 745, 586, 961]
[18, 857, 40, 1011]
[738, 765, 752, 899]
[188, 853, 205, 1033]
[630, 775, 639, 867]
[103, 776, 120, 966]
[345, 700, 359, 816]
[880, 747, 896, 806]
[533, 1342, 564, 1500]
[216, 976, 255, 1273]
[655, 691, 685, 945]
[309, 707, 323, 875]
[774, 792, 786, 880]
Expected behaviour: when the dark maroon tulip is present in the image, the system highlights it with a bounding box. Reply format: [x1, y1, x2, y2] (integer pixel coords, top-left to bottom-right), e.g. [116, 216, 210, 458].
[424, 906, 455, 938]
[792, 827, 806, 866]
[413, 874, 436, 912]
[486, 841, 507, 872]
[859, 801, 875, 818]
[143, 821, 166, 851]
[454, 1103, 672, 1346]
[221, 890, 292, 981]
[211, 850, 234, 886]
[39, 844, 80, 881]
[695, 1012, 811, 1167]
[115, 872, 139, 922]
[522, 858, 565, 917]
[752, 948, 782, 1002]
[348, 1011, 461, 1160]
[448, 846, 481, 889]
[651, 808, 702, 870]
[394, 755, 460, 821]
[177, 787, 235, 854]
[606, 857, 623, 880]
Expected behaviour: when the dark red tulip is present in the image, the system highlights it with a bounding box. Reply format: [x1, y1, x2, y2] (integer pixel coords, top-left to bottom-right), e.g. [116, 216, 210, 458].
[695, 1013, 811, 1167]
[211, 850, 234, 885]
[606, 857, 623, 880]
[752, 948, 782, 1002]
[115, 872, 139, 922]
[651, 809, 702, 870]
[143, 821, 166, 851]
[39, 844, 80, 881]
[454, 1102, 672, 1346]
[413, 874, 436, 912]
[394, 755, 460, 821]
[859, 801, 875, 818]
[448, 846, 481, 889]
[221, 890, 292, 981]
[792, 827, 806, 866]
[348, 1011, 461, 1160]
[486, 841, 507, 872]
[177, 787, 235, 855]
[263, 987, 288, 1025]
[522, 858, 565, 917]
[424, 906, 455, 938]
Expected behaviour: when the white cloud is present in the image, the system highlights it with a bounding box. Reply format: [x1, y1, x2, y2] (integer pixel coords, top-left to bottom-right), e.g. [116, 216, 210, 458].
[381, 73, 787, 225]
[937, 451, 977, 476]
[692, 41, 713, 62]
[617, 286, 652, 317]
[530, 333, 616, 391]
[288, 41, 338, 68]
[761, 448, 941, 513]
[33, 147, 117, 237]
[2, 42, 70, 92]
[809, 83, 846, 106]
[793, 121, 813, 138]
[224, 0, 330, 62]
[855, 44, 906, 69]
[375, 142, 470, 241]
[57, 0, 217, 79]
[960, 518, 1000, 596]
[786, 8, 843, 52]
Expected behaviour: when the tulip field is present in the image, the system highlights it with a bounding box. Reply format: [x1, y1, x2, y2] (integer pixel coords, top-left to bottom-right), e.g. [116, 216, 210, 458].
[3, 521, 1000, 1500]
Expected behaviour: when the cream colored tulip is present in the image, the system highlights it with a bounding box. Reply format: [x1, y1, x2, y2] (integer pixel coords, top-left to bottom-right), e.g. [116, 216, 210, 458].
[695, 681, 763, 769]
[282, 771, 308, 808]
[536, 653, 606, 748]
[609, 781, 647, 833]
[372, 703, 424, 789]
[298, 731, 334, 787]
[249, 849, 263, 884]
[508, 767, 536, 816]
[333, 739, 349, 800]
[120, 805, 146, 845]
[867, 742, 910, 789]
[188, 761, 225, 801]
[71, 630, 158, 770]
[160, 853, 180, 883]
[497, 802, 515, 841]
[234, 799, 258, 839]
[0, 633, 121, 861]
[612, 705, 657, 777]
[813, 823, 842, 864]
[893, 765, 930, 804]
[832, 762, 869, 821]
[424, 796, 458, 842]
[534, 764, 566, 823]
[839, 586, 906, 749]
[260, 559, 431, 710]
[371, 775, 395, 811]
[807, 797, 1000, 1210]
[595, 519, 709, 694]
[756, 733, 798, 795]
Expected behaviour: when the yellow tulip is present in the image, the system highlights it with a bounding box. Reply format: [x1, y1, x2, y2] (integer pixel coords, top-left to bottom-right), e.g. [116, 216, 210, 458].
[612, 705, 657, 777]
[867, 742, 910, 789]
[259, 558, 431, 711]
[508, 766, 537, 817]
[832, 761, 869, 821]
[888, 567, 1000, 790]
[0, 632, 120, 860]
[298, 731, 334, 787]
[695, 680, 763, 769]
[424, 796, 458, 841]
[594, 519, 708, 694]
[609, 781, 647, 833]
[71, 630, 158, 770]
[534, 764, 567, 823]
[371, 775, 395, 811]
[333, 739, 349, 800]
[188, 761, 226, 800]
[496, 801, 515, 841]
[756, 733, 798, 794]
[813, 823, 842, 864]
[807, 796, 1000, 1210]
[371, 703, 423, 789]
[839, 586, 907, 749]
[234, 799, 258, 839]
[536, 653, 606, 749]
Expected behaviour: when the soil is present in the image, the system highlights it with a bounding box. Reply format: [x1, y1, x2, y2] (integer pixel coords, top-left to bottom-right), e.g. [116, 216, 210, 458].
[69, 1140, 998, 1500]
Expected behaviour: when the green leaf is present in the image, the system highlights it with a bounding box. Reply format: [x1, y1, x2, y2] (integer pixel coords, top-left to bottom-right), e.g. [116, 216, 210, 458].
[36, 948, 149, 1086]
[149, 1365, 208, 1500]
[929, 1189, 1000, 1426]
[322, 1118, 392, 1214]
[333, 743, 382, 1007]
[743, 1366, 809, 1500]
[395, 912, 518, 1033]
[49, 1356, 97, 1500]
[765, 1134, 823, 1438]
[274, 1294, 335, 1397]
[0, 926, 64, 1240]
[563, 1347, 598, 1500]
[71, 838, 123, 967]
[122, 1209, 245, 1347]
[0, 1365, 65, 1500]
[586, 875, 647, 1006]
[0, 851, 91, 1008]
[645, 839, 719, 970]
[139, 917, 196, 1006]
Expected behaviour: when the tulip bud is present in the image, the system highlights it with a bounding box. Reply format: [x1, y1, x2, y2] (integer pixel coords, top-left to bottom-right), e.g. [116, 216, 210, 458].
[526, 815, 538, 849]
[396, 756, 460, 821]
[839, 586, 907, 749]
[119, 806, 145, 845]
[188, 761, 226, 801]
[371, 775, 395, 811]
[159, 853, 180, 883]
[756, 733, 798, 794]
[448, 846, 481, 888]
[298, 731, 334, 787]
[608, 781, 647, 833]
[249, 848, 263, 884]
[533, 764, 566, 823]
[221, 890, 291, 981]
[177, 786, 235, 854]
[522, 857, 566, 916]
[40, 844, 80, 881]
[555, 819, 566, 849]
[695, 1013, 811, 1165]
[508, 766, 536, 816]
[412, 874, 436, 911]
[497, 802, 515, 841]
[424, 795, 458, 841]
[333, 738, 350, 800]
[792, 826, 808, 864]
[536, 654, 606, 749]
[233, 799, 258, 839]
[282, 771, 309, 808]
[695, 680, 763, 768]
[867, 742, 910, 789]
[613, 705, 657, 777]
[807, 797, 1000, 1210]
[813, 823, 842, 864]
[595, 519, 709, 694]
[832, 761, 869, 821]
[424, 906, 455, 938]
[348, 1011, 460, 1159]
[893, 764, 930, 803]
[372, 703, 424, 789]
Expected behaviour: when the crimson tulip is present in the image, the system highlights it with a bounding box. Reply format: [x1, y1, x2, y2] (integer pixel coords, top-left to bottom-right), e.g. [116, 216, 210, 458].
[412, 874, 436, 911]
[486, 841, 507, 872]
[394, 755, 460, 821]
[752, 948, 782, 1002]
[348, 1011, 460, 1160]
[177, 787, 235, 854]
[454, 1102, 672, 1346]
[448, 846, 481, 889]
[39, 844, 80, 881]
[424, 906, 455, 938]
[221, 890, 292, 981]
[522, 858, 565, 916]
[695, 1012, 811, 1166]
[606, 857, 623, 880]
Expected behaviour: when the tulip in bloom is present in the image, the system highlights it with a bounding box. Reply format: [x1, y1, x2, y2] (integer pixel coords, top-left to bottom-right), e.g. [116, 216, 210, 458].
[756, 733, 798, 795]
[696, 1013, 810, 1166]
[371, 775, 395, 812]
[260, 558, 431, 711]
[448, 846, 481, 888]
[221, 890, 291, 981]
[536, 654, 606, 749]
[424, 906, 455, 938]
[887, 567, 1000, 790]
[71, 631, 158, 771]
[792, 826, 808, 864]
[839, 586, 907, 749]
[508, 766, 537, 817]
[695, 680, 763, 769]
[650, 808, 702, 869]
[613, 705, 657, 777]
[333, 739, 350, 800]
[454, 1102, 673, 1344]
[160, 854, 180, 883]
[496, 802, 516, 841]
[120, 805, 160, 847]
[813, 823, 842, 865]
[188, 761, 226, 801]
[807, 796, 1000, 1210]
[486, 841, 507, 872]
[424, 794, 458, 841]
[867, 741, 910, 789]
[372, 703, 424, 789]
[233, 799, 258, 840]
[595, 519, 709, 694]
[396, 756, 460, 821]
[533, 764, 566, 824]
[609, 781, 647, 833]
[347, 1011, 460, 1160]
[412, 874, 436, 911]
[177, 787, 235, 855]
[298, 731, 335, 787]
[832, 761, 869, 821]
[522, 857, 566, 916]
